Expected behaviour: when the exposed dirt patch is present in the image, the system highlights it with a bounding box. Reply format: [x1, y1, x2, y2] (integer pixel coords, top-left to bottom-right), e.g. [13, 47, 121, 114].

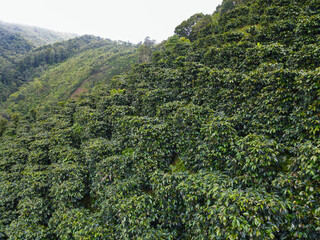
[70, 87, 87, 99]
[69, 77, 90, 99]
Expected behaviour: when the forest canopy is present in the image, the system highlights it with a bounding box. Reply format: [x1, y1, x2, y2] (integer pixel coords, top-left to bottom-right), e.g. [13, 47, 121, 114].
[0, 0, 320, 239]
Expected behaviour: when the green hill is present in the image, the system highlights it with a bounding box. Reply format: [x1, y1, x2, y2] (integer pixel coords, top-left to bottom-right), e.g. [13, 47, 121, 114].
[0, 21, 76, 64]
[0, 0, 319, 239]
[0, 25, 33, 104]
[0, 26, 33, 60]
[0, 21, 77, 104]
[0, 21, 76, 48]
[2, 37, 138, 114]
[0, 35, 138, 111]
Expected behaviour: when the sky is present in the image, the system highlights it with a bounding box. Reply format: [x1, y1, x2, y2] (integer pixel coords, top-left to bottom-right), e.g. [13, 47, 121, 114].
[0, 0, 222, 43]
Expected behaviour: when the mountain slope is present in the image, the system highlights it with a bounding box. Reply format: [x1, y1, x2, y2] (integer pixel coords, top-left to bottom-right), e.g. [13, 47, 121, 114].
[0, 21, 77, 104]
[0, 35, 138, 111]
[0, 21, 76, 48]
[0, 26, 34, 107]
[0, 26, 33, 60]
[0, 21, 76, 63]
[2, 39, 137, 114]
[0, 0, 319, 239]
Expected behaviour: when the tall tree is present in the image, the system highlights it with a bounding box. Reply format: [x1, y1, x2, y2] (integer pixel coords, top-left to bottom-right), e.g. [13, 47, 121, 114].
[137, 37, 156, 63]
[174, 13, 205, 40]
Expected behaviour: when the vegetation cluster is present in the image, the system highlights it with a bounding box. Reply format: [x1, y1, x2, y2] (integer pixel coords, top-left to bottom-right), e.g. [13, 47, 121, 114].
[0, 0, 319, 239]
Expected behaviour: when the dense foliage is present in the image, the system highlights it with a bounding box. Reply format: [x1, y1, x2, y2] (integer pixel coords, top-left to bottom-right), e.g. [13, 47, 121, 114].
[0, 0, 320, 239]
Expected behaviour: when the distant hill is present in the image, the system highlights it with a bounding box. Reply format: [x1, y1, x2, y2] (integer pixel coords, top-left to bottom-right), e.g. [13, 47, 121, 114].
[0, 21, 76, 63]
[0, 21, 77, 102]
[0, 25, 33, 58]
[0, 35, 138, 114]
[0, 21, 76, 48]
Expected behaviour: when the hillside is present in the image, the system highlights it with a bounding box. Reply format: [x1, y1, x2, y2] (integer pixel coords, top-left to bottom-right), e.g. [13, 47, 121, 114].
[0, 26, 33, 60]
[0, 0, 320, 239]
[0, 35, 138, 112]
[0, 25, 34, 104]
[0, 21, 75, 64]
[0, 21, 76, 48]
[2, 39, 138, 114]
[0, 21, 77, 104]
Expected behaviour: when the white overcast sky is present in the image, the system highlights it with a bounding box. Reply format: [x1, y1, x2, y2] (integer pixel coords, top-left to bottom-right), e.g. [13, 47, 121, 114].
[0, 0, 222, 43]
